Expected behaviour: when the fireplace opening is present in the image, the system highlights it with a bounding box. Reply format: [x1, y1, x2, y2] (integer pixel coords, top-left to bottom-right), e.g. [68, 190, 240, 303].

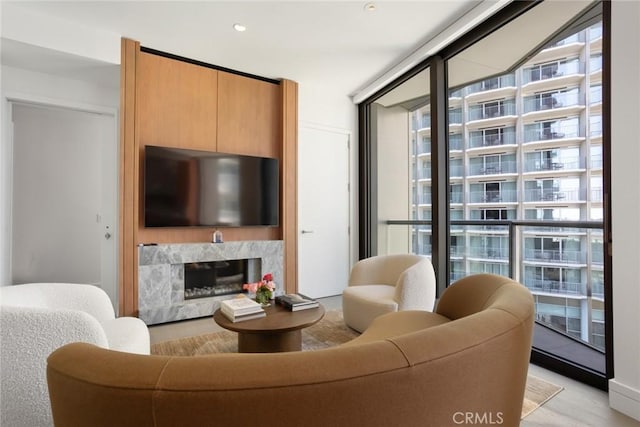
[184, 259, 256, 300]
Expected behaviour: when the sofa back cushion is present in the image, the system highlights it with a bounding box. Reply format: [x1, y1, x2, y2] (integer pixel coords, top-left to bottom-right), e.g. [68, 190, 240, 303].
[349, 254, 429, 287]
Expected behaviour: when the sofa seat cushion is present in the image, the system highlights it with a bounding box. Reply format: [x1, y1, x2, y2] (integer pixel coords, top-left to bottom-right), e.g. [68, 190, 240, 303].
[342, 310, 451, 346]
[101, 317, 151, 355]
[342, 285, 398, 333]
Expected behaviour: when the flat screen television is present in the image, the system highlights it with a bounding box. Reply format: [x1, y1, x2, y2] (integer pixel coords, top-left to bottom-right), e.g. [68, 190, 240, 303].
[144, 145, 279, 227]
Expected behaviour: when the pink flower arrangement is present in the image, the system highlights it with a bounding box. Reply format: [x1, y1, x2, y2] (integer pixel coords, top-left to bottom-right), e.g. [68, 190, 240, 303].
[243, 273, 275, 304]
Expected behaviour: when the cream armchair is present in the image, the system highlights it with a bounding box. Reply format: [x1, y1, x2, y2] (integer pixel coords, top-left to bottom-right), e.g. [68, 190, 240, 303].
[0, 283, 150, 427]
[342, 254, 436, 332]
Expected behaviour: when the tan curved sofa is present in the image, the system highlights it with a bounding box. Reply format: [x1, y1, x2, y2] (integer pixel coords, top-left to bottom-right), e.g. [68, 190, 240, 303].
[47, 274, 534, 427]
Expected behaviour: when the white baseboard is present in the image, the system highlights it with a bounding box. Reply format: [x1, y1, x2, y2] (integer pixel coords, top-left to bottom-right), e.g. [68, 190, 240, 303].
[609, 379, 640, 422]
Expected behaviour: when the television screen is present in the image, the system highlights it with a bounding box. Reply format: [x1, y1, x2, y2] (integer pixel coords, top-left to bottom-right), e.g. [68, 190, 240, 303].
[144, 145, 279, 227]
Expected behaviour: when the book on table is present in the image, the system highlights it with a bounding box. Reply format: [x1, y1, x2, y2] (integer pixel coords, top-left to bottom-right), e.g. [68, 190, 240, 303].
[220, 297, 265, 320]
[275, 293, 320, 311]
[222, 309, 267, 323]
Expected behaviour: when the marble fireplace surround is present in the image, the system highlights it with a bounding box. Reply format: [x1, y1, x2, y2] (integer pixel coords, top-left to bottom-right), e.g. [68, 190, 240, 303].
[138, 241, 283, 325]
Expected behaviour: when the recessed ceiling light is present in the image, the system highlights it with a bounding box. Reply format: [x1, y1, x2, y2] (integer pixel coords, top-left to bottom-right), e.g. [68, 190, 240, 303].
[233, 23, 246, 32]
[364, 2, 376, 12]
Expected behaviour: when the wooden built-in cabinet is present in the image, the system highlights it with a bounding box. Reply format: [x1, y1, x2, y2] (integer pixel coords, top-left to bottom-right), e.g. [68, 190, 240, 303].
[120, 38, 298, 317]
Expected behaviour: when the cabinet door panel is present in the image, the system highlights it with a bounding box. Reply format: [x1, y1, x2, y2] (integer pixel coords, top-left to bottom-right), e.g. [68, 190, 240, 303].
[217, 72, 280, 158]
[137, 52, 218, 150]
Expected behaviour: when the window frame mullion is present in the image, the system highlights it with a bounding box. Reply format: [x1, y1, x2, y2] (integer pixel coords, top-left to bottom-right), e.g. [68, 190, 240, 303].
[430, 56, 450, 296]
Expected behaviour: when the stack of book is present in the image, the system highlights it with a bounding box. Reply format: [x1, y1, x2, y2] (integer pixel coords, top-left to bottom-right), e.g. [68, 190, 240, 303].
[275, 293, 319, 311]
[220, 297, 266, 322]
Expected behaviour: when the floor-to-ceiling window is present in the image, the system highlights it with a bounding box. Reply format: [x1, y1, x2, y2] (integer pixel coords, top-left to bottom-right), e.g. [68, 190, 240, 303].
[359, 1, 610, 389]
[364, 69, 433, 260]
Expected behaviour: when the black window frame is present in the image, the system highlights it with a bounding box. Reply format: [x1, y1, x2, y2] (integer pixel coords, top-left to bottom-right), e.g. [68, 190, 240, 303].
[357, 0, 612, 390]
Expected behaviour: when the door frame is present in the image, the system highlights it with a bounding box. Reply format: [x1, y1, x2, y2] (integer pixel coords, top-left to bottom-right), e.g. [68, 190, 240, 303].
[1, 92, 119, 298]
[297, 121, 354, 295]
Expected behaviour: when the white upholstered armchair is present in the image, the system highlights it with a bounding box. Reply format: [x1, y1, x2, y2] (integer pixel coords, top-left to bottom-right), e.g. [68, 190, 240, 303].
[342, 254, 436, 332]
[0, 283, 150, 427]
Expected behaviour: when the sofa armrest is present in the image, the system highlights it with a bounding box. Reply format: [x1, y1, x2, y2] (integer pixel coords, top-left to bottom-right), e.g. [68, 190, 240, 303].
[1, 283, 116, 323]
[102, 317, 150, 355]
[394, 259, 436, 311]
[1, 305, 109, 358]
[435, 274, 519, 320]
[1, 306, 109, 427]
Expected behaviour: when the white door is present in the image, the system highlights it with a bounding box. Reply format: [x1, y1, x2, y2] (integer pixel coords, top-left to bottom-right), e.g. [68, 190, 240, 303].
[298, 126, 350, 298]
[10, 103, 118, 309]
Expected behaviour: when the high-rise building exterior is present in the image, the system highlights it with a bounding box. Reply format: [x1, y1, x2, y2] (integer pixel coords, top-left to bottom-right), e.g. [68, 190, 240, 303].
[409, 23, 604, 350]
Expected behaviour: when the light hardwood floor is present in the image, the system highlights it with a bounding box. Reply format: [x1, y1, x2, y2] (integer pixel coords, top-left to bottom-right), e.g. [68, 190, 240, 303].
[149, 296, 640, 427]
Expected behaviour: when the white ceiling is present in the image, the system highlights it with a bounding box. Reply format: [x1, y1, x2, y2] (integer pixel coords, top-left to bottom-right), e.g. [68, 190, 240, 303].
[1, 1, 486, 96]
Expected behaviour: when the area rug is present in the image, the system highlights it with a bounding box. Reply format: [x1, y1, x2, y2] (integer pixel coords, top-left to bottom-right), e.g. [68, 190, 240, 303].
[151, 310, 562, 419]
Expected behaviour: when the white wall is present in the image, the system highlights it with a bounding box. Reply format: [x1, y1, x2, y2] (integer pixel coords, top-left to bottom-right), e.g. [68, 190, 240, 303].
[298, 83, 356, 132]
[1, 66, 119, 285]
[1, 2, 120, 65]
[609, 1, 640, 421]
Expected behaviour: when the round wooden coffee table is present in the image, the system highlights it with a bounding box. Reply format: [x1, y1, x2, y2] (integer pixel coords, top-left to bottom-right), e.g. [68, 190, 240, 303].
[213, 302, 325, 353]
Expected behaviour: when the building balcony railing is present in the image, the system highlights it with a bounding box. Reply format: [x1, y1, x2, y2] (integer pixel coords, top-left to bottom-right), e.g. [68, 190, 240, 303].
[469, 160, 517, 176]
[468, 246, 509, 259]
[589, 27, 603, 41]
[450, 192, 463, 203]
[467, 224, 510, 232]
[523, 188, 582, 202]
[414, 169, 431, 180]
[590, 57, 603, 73]
[592, 250, 605, 265]
[449, 135, 463, 150]
[523, 91, 582, 113]
[449, 110, 463, 124]
[389, 217, 606, 352]
[522, 59, 582, 84]
[466, 74, 516, 95]
[450, 165, 464, 177]
[450, 271, 466, 282]
[524, 124, 580, 143]
[468, 128, 516, 148]
[468, 101, 516, 121]
[415, 244, 432, 255]
[523, 157, 582, 172]
[524, 248, 586, 264]
[591, 156, 603, 168]
[592, 282, 604, 298]
[590, 86, 602, 104]
[415, 194, 431, 205]
[469, 189, 517, 203]
[523, 279, 584, 295]
[386, 219, 604, 281]
[450, 246, 465, 257]
[591, 188, 603, 202]
[387, 219, 604, 336]
[550, 33, 582, 47]
[417, 142, 431, 155]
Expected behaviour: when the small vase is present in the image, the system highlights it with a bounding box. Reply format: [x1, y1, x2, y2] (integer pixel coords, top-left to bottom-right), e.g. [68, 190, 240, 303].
[255, 291, 271, 306]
